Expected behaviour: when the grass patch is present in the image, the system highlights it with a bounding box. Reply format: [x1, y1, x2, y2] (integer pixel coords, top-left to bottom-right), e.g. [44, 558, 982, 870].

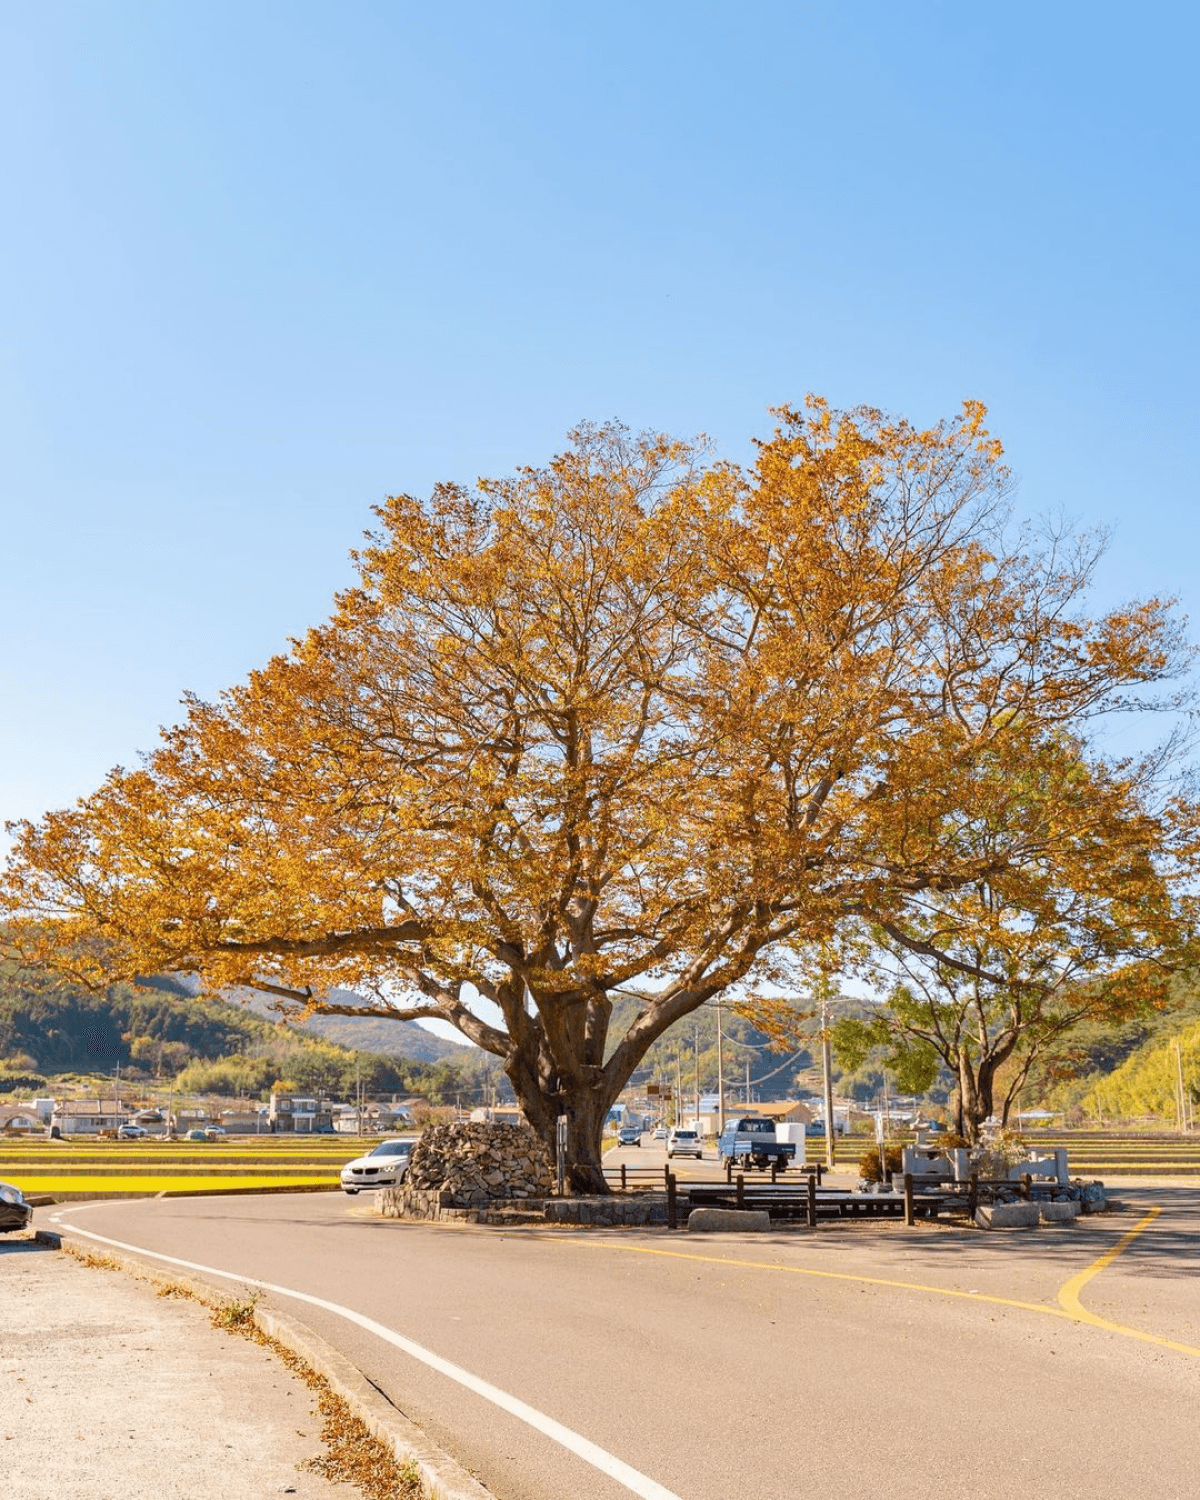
[61, 1242, 121, 1271]
[210, 1289, 262, 1330]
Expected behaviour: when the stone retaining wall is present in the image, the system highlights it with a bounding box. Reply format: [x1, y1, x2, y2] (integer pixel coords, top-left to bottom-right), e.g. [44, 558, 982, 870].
[379, 1185, 671, 1226]
[379, 1186, 548, 1225]
[543, 1195, 669, 1226]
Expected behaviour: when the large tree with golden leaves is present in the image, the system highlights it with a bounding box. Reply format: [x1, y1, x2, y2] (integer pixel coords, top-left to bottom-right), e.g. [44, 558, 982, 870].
[4, 400, 1196, 1189]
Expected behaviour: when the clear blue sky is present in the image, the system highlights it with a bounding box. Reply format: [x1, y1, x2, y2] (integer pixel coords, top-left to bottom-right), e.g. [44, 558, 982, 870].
[3, 1, 1198, 839]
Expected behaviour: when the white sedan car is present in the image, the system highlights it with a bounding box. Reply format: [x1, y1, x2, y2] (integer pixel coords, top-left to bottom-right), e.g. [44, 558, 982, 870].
[340, 1138, 416, 1194]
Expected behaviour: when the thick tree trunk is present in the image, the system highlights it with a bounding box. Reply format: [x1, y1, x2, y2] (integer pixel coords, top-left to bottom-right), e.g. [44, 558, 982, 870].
[954, 1050, 1002, 1145]
[503, 1033, 614, 1195]
[555, 1089, 610, 1195]
[956, 1052, 981, 1145]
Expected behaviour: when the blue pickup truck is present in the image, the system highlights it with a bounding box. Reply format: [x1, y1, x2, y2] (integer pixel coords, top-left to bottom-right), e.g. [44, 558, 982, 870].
[718, 1116, 796, 1173]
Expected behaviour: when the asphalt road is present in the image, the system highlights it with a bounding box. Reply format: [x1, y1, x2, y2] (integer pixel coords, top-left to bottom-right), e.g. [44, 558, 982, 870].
[46, 1161, 1200, 1500]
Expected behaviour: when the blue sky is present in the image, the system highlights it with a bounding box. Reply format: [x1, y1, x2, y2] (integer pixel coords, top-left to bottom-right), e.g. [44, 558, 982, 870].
[3, 1, 1198, 839]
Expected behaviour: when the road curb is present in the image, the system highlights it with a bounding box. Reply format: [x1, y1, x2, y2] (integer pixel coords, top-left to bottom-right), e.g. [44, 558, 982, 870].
[44, 1227, 493, 1500]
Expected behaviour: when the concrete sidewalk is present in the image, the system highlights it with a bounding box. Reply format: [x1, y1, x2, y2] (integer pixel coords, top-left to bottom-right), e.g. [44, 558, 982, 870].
[2, 1231, 359, 1500]
[2, 1229, 490, 1500]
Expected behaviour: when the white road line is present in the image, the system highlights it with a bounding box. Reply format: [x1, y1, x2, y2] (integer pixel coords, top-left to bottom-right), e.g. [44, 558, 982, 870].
[49, 1208, 683, 1500]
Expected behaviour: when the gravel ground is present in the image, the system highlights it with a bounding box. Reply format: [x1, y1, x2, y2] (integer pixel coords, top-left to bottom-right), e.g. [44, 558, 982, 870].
[1, 1232, 353, 1500]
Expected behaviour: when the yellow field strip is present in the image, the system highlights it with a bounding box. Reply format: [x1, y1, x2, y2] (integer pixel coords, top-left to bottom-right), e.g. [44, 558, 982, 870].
[13, 1174, 338, 1193]
[8, 1167, 337, 1176]
[1, 1146, 360, 1155]
[1, 1156, 350, 1167]
[1063, 1165, 1200, 1173]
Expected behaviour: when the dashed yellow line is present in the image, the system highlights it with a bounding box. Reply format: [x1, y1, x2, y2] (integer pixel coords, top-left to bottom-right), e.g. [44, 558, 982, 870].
[536, 1211, 1200, 1360]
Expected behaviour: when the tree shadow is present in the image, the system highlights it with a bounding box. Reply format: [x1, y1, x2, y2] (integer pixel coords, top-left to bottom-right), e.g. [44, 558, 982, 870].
[751, 1185, 1200, 1280]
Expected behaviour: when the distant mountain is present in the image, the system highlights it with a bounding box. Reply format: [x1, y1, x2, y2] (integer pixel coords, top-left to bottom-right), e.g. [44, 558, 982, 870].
[1075, 1018, 1200, 1121]
[220, 985, 476, 1066]
[299, 1012, 475, 1065]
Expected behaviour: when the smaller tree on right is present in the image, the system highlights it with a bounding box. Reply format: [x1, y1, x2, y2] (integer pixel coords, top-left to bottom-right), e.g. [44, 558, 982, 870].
[830, 722, 1198, 1143]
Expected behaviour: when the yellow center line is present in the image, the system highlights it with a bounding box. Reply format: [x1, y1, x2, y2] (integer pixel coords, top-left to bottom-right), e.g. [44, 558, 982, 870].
[538, 1233, 1074, 1319]
[532, 1212, 1200, 1360]
[1056, 1208, 1200, 1356]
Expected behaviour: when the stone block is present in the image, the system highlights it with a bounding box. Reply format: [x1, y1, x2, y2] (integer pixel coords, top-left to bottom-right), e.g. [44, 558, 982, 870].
[1040, 1200, 1081, 1223]
[686, 1207, 771, 1233]
[975, 1201, 1040, 1229]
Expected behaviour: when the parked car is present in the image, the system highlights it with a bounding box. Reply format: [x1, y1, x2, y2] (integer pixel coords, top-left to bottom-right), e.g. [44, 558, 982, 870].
[0, 1181, 33, 1232]
[116, 1123, 147, 1140]
[617, 1125, 642, 1146]
[182, 1129, 211, 1142]
[203, 1126, 227, 1139]
[340, 1138, 416, 1194]
[667, 1128, 703, 1159]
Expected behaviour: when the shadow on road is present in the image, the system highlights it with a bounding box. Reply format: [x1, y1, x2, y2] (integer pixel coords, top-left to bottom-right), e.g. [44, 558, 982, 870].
[730, 1184, 1200, 1279]
[0, 1234, 57, 1257]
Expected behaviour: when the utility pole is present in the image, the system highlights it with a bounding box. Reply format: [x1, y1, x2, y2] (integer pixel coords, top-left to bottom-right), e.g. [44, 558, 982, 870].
[819, 973, 836, 1170]
[693, 1024, 701, 1127]
[1177, 1040, 1188, 1135]
[716, 997, 726, 1135]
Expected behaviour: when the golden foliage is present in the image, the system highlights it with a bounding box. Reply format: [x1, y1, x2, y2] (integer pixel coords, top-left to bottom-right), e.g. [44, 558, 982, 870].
[3, 401, 1197, 1180]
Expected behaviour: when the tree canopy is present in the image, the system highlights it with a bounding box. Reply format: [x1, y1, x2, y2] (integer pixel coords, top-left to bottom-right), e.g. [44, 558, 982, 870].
[824, 723, 1200, 1141]
[4, 398, 1196, 1188]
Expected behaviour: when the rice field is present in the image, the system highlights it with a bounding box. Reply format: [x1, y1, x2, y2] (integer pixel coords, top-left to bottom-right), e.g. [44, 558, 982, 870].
[1021, 1129, 1200, 1177]
[4, 1126, 1200, 1203]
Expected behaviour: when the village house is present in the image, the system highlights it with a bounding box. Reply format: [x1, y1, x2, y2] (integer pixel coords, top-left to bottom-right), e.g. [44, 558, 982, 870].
[332, 1101, 412, 1134]
[267, 1092, 334, 1133]
[50, 1099, 133, 1135]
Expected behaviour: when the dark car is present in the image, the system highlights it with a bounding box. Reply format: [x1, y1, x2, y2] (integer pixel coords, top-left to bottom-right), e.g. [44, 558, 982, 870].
[0, 1181, 32, 1233]
[617, 1125, 642, 1146]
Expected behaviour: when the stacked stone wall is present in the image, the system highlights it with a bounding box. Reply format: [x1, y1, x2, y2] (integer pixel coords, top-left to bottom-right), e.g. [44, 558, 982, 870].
[379, 1120, 552, 1222]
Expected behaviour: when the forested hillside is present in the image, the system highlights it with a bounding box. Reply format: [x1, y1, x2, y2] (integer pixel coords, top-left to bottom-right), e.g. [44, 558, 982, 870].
[1071, 1018, 1200, 1122]
[0, 960, 485, 1102]
[1034, 970, 1200, 1120]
